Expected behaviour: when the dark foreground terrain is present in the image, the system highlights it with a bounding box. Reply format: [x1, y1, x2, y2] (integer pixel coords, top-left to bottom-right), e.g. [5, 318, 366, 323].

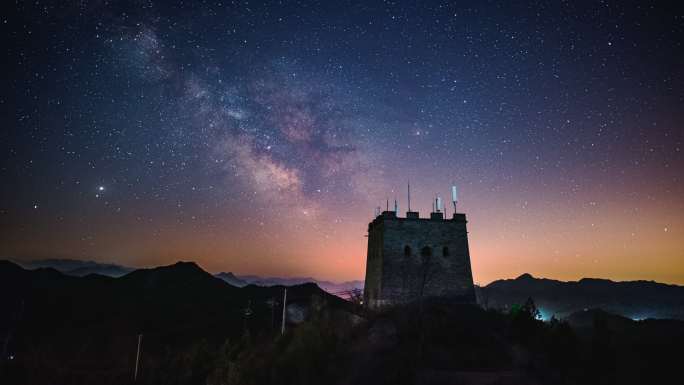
[1, 260, 682, 385]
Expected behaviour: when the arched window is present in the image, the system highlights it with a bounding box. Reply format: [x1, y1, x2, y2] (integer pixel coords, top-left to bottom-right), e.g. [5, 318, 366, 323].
[421, 246, 432, 257]
[442, 246, 449, 257]
[404, 245, 412, 257]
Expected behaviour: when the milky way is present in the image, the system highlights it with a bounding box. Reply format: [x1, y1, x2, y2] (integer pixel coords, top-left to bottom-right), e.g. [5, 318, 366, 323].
[2, 1, 683, 284]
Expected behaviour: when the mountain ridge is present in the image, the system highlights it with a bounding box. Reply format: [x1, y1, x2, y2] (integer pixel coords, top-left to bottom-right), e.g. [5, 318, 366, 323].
[11, 259, 684, 319]
[12, 258, 364, 294]
[482, 273, 684, 320]
[0, 259, 357, 384]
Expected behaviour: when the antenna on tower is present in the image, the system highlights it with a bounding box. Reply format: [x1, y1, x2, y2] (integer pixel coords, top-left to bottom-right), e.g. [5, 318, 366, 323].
[451, 184, 458, 213]
[386, 198, 389, 212]
[394, 198, 398, 214]
[407, 180, 411, 212]
[436, 195, 443, 212]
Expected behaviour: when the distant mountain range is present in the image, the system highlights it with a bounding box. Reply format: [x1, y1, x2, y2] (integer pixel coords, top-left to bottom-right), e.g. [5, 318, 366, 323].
[14, 258, 135, 277]
[12, 259, 684, 320]
[215, 272, 364, 295]
[14, 258, 364, 295]
[480, 273, 684, 320]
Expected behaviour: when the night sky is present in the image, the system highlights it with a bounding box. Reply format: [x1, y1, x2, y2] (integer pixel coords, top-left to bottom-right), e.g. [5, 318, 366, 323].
[2, 1, 683, 284]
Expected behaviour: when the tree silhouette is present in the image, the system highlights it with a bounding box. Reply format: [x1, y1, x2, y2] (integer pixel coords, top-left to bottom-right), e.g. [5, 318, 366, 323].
[522, 297, 541, 320]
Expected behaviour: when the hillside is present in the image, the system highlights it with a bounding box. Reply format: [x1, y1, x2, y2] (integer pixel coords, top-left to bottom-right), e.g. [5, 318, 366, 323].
[12, 258, 364, 296]
[481, 273, 684, 320]
[11, 259, 684, 319]
[0, 260, 352, 385]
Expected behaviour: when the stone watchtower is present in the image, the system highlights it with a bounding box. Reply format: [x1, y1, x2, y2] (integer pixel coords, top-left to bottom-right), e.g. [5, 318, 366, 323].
[363, 209, 476, 309]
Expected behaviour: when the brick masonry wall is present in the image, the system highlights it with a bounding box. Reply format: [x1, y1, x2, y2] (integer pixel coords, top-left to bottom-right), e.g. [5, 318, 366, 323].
[363, 219, 384, 307]
[364, 213, 476, 308]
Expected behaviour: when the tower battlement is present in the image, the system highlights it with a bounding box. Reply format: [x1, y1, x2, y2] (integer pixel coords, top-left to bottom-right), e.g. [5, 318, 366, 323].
[363, 210, 476, 309]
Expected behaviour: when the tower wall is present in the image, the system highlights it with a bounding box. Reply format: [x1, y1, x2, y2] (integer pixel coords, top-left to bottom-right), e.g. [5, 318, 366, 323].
[364, 211, 475, 309]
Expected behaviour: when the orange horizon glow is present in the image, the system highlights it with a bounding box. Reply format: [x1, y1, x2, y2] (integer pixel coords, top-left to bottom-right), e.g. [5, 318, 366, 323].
[4, 177, 683, 286]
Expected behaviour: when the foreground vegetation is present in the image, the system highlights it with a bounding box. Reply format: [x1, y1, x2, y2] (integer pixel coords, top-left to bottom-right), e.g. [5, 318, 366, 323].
[204, 299, 681, 385]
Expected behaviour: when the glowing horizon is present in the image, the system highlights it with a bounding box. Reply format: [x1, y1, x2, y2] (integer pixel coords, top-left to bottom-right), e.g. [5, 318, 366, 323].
[5, 179, 683, 285]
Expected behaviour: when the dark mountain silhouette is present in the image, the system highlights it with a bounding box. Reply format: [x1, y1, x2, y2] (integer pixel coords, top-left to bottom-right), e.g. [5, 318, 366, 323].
[480, 273, 684, 320]
[220, 273, 364, 294]
[14, 258, 364, 296]
[0, 260, 353, 385]
[12, 259, 684, 318]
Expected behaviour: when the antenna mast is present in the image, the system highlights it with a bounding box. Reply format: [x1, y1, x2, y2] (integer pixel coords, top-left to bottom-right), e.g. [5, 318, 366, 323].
[451, 184, 458, 214]
[407, 180, 411, 212]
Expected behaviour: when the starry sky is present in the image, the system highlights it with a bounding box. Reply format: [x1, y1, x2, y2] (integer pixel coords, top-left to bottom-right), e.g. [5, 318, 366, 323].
[1, 1, 683, 284]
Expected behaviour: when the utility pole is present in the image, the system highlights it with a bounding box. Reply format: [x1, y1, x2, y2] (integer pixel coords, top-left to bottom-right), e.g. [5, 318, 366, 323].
[280, 288, 287, 335]
[134, 333, 143, 382]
